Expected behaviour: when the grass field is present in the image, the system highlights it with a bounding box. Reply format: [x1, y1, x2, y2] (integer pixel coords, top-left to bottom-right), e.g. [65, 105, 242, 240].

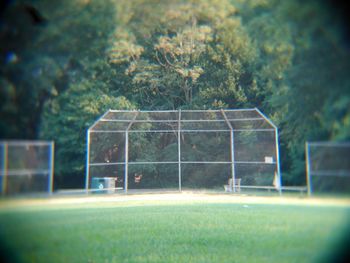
[0, 194, 349, 263]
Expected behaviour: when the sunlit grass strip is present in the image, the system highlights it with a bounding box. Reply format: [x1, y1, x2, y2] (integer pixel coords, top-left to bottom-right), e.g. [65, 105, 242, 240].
[1, 193, 349, 211]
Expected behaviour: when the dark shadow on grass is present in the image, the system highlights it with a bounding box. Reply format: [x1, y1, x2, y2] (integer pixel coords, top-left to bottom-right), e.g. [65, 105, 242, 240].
[0, 240, 22, 263]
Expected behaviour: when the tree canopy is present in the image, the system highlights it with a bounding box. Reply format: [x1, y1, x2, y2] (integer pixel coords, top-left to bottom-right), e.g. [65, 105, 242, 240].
[0, 0, 349, 188]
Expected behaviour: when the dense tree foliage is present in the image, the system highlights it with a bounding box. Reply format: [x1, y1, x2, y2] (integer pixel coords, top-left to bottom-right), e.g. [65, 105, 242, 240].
[0, 0, 349, 188]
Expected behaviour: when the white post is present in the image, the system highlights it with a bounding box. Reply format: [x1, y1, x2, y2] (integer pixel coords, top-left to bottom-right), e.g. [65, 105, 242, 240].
[255, 108, 282, 195]
[1, 143, 8, 195]
[231, 130, 236, 193]
[124, 111, 138, 194]
[48, 142, 55, 194]
[221, 110, 235, 193]
[124, 131, 129, 193]
[305, 142, 312, 196]
[178, 109, 182, 192]
[85, 130, 91, 193]
[275, 128, 282, 195]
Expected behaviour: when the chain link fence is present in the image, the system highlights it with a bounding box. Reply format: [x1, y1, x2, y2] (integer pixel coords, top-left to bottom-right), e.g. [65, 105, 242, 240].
[86, 109, 281, 194]
[306, 142, 350, 195]
[0, 141, 54, 195]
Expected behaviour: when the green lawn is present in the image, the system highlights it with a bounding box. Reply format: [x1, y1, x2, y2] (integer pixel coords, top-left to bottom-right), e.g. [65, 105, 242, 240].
[0, 195, 349, 263]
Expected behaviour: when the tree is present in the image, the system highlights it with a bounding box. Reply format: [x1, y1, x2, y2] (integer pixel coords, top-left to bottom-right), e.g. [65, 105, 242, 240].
[265, 0, 350, 185]
[2, 0, 349, 188]
[0, 0, 119, 138]
[40, 80, 136, 188]
[108, 0, 261, 109]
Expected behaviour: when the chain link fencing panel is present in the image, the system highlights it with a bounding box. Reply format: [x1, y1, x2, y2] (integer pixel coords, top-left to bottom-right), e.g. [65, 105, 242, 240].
[87, 109, 280, 194]
[306, 142, 350, 194]
[0, 141, 53, 195]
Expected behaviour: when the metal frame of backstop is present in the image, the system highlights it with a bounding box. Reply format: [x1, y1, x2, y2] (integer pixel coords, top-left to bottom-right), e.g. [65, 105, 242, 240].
[86, 109, 281, 194]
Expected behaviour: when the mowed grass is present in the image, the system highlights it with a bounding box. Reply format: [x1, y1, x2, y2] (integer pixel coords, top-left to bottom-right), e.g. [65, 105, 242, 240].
[0, 195, 349, 263]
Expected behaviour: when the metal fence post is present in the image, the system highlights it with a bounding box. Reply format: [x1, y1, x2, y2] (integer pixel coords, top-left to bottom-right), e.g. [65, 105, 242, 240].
[1, 143, 8, 195]
[221, 110, 236, 193]
[124, 131, 129, 193]
[85, 130, 91, 193]
[178, 109, 182, 192]
[275, 128, 282, 195]
[48, 142, 55, 194]
[255, 108, 282, 195]
[305, 142, 312, 196]
[124, 112, 138, 194]
[231, 130, 236, 193]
